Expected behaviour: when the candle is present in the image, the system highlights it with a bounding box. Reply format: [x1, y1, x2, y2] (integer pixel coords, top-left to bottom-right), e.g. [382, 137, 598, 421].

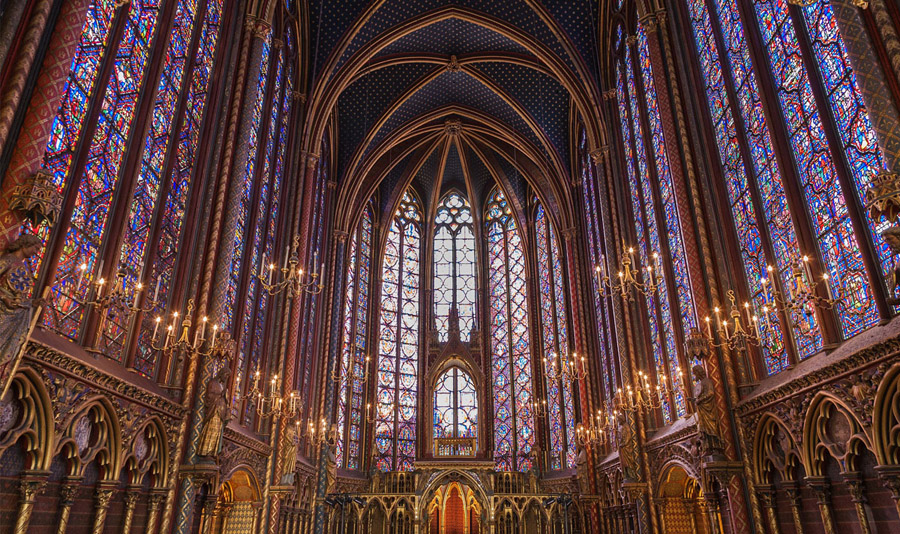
[152, 277, 161, 303]
[260, 255, 267, 279]
[722, 319, 729, 338]
[77, 262, 87, 294]
[752, 315, 760, 339]
[822, 273, 833, 300]
[268, 263, 275, 285]
[802, 255, 813, 284]
[705, 316, 712, 339]
[761, 277, 770, 305]
[200, 316, 207, 341]
[312, 251, 318, 275]
[762, 306, 771, 331]
[153, 316, 161, 340]
[164, 324, 173, 349]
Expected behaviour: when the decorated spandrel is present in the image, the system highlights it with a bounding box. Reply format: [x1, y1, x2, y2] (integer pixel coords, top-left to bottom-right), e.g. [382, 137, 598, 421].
[45, 0, 162, 339]
[751, 0, 877, 337]
[687, 0, 801, 373]
[487, 187, 534, 472]
[376, 192, 420, 471]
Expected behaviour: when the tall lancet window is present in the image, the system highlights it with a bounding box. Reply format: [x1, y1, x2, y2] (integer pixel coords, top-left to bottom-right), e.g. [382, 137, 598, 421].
[433, 193, 476, 342]
[27, 0, 225, 379]
[376, 191, 421, 471]
[336, 205, 373, 470]
[535, 203, 576, 470]
[486, 187, 535, 472]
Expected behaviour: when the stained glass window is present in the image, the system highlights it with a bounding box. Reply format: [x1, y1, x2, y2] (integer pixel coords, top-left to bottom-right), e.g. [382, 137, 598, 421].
[433, 192, 476, 342]
[534, 203, 576, 470]
[751, 0, 877, 336]
[433, 367, 478, 451]
[44, 0, 163, 338]
[687, 0, 808, 373]
[336, 205, 373, 470]
[617, 39, 681, 421]
[486, 187, 535, 472]
[577, 132, 617, 404]
[30, 0, 224, 379]
[376, 191, 421, 471]
[636, 27, 691, 412]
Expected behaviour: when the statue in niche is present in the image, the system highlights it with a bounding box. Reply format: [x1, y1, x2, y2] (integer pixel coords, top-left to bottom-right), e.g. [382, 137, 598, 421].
[197, 367, 230, 458]
[691, 364, 724, 456]
[617, 417, 639, 482]
[0, 235, 43, 392]
[324, 425, 337, 493]
[278, 422, 299, 485]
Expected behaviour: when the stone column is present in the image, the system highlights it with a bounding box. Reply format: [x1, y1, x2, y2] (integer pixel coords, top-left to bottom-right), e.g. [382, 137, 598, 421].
[121, 488, 141, 533]
[782, 483, 805, 534]
[91, 485, 116, 534]
[13, 475, 46, 534]
[844, 473, 873, 534]
[806, 477, 836, 534]
[830, 0, 900, 174]
[756, 485, 781, 534]
[55, 481, 80, 534]
[875, 467, 900, 521]
[146, 491, 167, 534]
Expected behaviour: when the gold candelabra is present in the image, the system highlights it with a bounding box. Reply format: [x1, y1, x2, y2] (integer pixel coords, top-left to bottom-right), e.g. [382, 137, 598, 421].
[244, 368, 303, 419]
[594, 246, 661, 301]
[613, 369, 674, 416]
[575, 407, 617, 447]
[255, 236, 324, 297]
[543, 351, 587, 382]
[331, 349, 371, 385]
[702, 290, 763, 350]
[760, 256, 847, 333]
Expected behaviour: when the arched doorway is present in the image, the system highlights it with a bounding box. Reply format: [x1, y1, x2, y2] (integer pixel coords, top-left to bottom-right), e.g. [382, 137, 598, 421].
[657, 464, 709, 534]
[424, 481, 484, 534]
[214, 469, 261, 534]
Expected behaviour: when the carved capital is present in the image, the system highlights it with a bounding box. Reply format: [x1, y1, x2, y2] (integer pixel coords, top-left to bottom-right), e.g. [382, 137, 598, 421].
[865, 171, 900, 224]
[756, 485, 777, 508]
[59, 481, 81, 505]
[589, 146, 609, 164]
[124, 490, 141, 509]
[304, 153, 320, 169]
[95, 487, 115, 509]
[843, 473, 868, 504]
[447, 55, 461, 72]
[805, 477, 831, 505]
[334, 230, 350, 243]
[625, 35, 637, 47]
[245, 15, 271, 38]
[292, 91, 306, 103]
[640, 14, 658, 33]
[602, 89, 616, 101]
[562, 227, 577, 241]
[148, 491, 167, 509]
[18, 478, 46, 503]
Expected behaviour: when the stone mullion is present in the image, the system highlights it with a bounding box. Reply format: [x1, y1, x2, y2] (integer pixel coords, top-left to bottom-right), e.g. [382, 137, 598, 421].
[0, 0, 53, 159]
[0, 0, 90, 242]
[313, 233, 347, 534]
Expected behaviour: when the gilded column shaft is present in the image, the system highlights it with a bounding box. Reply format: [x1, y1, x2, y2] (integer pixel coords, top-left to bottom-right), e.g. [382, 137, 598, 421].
[55, 482, 80, 534]
[91, 487, 116, 534]
[13, 477, 46, 534]
[121, 490, 140, 533]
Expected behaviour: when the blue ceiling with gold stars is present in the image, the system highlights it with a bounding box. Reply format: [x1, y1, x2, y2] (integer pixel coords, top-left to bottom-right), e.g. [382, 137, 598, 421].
[308, 1, 601, 218]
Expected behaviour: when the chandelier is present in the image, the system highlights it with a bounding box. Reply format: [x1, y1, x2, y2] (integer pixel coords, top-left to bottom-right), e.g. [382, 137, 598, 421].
[594, 246, 661, 301]
[255, 237, 324, 297]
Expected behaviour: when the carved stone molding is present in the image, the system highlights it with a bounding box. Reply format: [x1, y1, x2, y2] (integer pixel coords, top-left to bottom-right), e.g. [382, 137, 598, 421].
[8, 170, 62, 227]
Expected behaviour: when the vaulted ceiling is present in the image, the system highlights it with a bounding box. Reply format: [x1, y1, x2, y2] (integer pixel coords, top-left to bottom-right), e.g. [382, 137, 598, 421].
[298, 1, 622, 231]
